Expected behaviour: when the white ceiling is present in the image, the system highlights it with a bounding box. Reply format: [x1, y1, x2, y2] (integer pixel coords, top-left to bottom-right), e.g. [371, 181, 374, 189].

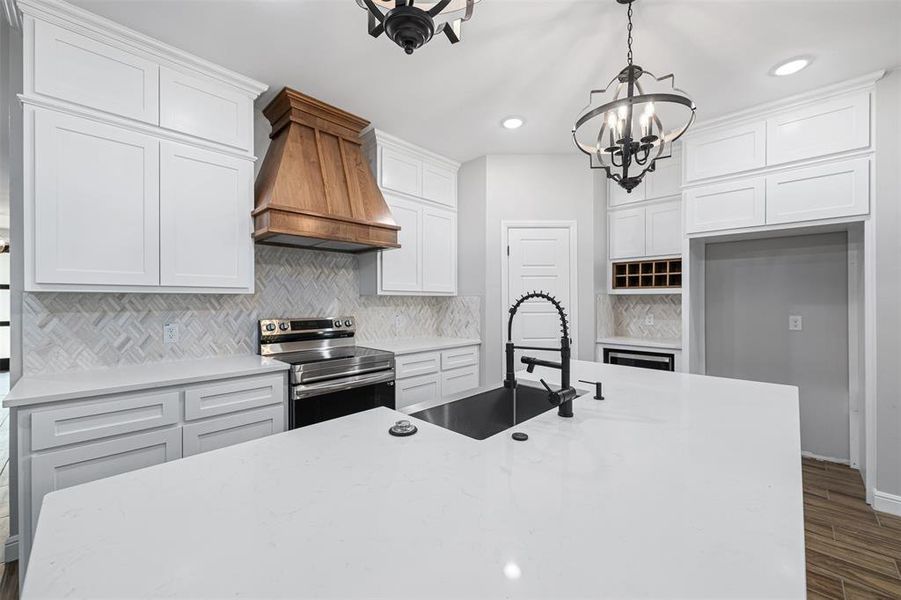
[72, 0, 901, 163]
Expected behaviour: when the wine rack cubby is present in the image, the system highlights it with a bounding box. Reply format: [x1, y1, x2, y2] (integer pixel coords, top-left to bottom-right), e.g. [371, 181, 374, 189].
[612, 258, 682, 290]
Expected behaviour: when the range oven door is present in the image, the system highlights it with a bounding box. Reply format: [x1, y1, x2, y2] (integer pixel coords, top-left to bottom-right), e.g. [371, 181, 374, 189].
[603, 348, 675, 371]
[290, 370, 396, 429]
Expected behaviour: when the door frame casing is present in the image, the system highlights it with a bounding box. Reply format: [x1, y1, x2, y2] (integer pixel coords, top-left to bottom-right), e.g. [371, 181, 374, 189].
[500, 220, 579, 381]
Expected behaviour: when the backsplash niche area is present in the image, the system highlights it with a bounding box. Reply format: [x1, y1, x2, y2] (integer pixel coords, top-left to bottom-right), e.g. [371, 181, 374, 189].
[597, 294, 682, 341]
[23, 245, 480, 374]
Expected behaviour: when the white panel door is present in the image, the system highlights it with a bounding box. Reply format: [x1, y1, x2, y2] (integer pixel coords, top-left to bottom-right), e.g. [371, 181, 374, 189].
[766, 158, 869, 225]
[644, 150, 682, 200]
[395, 373, 440, 410]
[608, 207, 646, 259]
[32, 20, 159, 123]
[684, 178, 766, 234]
[507, 227, 573, 365]
[645, 200, 682, 257]
[684, 121, 767, 182]
[31, 428, 181, 536]
[380, 148, 422, 197]
[421, 207, 456, 294]
[608, 179, 645, 207]
[381, 196, 421, 292]
[421, 164, 457, 208]
[767, 92, 870, 166]
[32, 109, 160, 286]
[159, 66, 253, 150]
[160, 142, 252, 288]
[182, 405, 284, 457]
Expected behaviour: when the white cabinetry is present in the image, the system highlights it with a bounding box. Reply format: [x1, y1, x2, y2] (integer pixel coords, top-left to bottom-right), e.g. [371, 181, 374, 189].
[393, 344, 480, 411]
[20, 0, 267, 293]
[609, 200, 682, 260]
[685, 178, 766, 234]
[684, 121, 766, 182]
[16, 370, 287, 566]
[360, 130, 460, 296]
[608, 207, 646, 260]
[608, 148, 682, 207]
[766, 158, 869, 225]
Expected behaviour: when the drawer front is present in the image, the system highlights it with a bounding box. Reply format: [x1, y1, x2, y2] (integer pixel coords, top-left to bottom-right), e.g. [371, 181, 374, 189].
[441, 346, 479, 370]
[685, 178, 766, 234]
[31, 428, 181, 535]
[441, 365, 479, 398]
[31, 391, 179, 451]
[767, 92, 870, 166]
[766, 158, 869, 225]
[182, 404, 284, 457]
[184, 374, 285, 421]
[421, 163, 457, 207]
[380, 147, 422, 197]
[684, 121, 766, 182]
[395, 352, 440, 379]
[395, 373, 440, 410]
[159, 66, 253, 150]
[32, 20, 159, 124]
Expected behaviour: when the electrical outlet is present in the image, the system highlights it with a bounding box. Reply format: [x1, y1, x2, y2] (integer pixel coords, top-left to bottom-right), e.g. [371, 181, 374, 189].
[789, 315, 803, 331]
[645, 314, 655, 326]
[394, 313, 403, 331]
[163, 322, 179, 344]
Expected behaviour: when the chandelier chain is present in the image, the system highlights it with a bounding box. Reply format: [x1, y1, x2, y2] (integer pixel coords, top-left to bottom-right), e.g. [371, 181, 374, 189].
[626, 1, 633, 66]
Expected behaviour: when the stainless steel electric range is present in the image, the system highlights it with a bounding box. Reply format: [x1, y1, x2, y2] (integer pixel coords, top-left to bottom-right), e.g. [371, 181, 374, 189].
[258, 317, 395, 429]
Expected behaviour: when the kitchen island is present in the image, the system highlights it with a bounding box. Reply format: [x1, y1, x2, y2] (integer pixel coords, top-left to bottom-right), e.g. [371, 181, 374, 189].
[22, 360, 805, 599]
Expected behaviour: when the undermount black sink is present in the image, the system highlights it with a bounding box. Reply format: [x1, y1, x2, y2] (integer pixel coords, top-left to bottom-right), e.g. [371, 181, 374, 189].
[410, 384, 583, 440]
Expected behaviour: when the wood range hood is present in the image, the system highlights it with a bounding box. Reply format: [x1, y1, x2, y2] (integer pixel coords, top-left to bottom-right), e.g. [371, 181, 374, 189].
[253, 87, 399, 252]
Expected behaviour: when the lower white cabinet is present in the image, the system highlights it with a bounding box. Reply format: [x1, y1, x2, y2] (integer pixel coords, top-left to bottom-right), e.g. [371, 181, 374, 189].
[609, 199, 682, 260]
[393, 345, 480, 411]
[17, 371, 288, 566]
[685, 178, 766, 234]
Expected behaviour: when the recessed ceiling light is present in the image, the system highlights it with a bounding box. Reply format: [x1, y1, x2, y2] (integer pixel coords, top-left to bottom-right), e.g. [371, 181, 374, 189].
[501, 117, 524, 130]
[771, 57, 812, 77]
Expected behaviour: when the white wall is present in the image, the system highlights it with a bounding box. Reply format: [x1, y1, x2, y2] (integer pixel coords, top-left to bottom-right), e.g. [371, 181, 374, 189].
[705, 233, 850, 462]
[459, 154, 595, 386]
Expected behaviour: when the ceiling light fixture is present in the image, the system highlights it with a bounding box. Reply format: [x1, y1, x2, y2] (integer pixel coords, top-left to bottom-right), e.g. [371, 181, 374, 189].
[572, 0, 696, 193]
[502, 117, 524, 130]
[356, 0, 479, 55]
[771, 57, 811, 77]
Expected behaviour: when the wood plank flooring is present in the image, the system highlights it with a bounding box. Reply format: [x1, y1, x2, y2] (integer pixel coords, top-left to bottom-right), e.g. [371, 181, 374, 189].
[0, 458, 894, 599]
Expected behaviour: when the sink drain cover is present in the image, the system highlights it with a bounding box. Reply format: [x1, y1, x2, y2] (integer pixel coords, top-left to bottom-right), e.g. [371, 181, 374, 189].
[389, 420, 418, 437]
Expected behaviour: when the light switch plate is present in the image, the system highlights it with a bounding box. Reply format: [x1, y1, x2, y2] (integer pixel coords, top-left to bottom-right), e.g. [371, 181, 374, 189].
[789, 315, 803, 331]
[163, 322, 179, 344]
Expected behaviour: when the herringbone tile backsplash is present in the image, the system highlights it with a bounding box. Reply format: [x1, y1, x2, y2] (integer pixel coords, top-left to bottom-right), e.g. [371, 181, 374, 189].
[23, 245, 481, 374]
[597, 294, 682, 340]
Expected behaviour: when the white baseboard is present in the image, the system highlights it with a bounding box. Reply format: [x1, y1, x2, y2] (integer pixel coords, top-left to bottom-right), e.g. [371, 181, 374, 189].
[874, 490, 901, 517]
[3, 535, 18, 563]
[801, 451, 851, 465]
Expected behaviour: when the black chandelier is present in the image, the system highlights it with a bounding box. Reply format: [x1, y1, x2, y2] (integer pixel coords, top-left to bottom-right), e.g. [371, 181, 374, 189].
[356, 0, 477, 55]
[573, 0, 696, 192]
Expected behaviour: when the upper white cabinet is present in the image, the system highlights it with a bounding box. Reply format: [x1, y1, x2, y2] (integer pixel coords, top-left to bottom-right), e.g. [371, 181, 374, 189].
[32, 108, 161, 286]
[766, 158, 869, 225]
[766, 91, 870, 165]
[685, 178, 766, 234]
[608, 148, 682, 207]
[159, 66, 253, 151]
[609, 200, 682, 260]
[609, 180, 645, 207]
[31, 19, 159, 124]
[608, 207, 646, 260]
[684, 121, 767, 182]
[360, 129, 460, 296]
[159, 142, 253, 288]
[19, 0, 268, 293]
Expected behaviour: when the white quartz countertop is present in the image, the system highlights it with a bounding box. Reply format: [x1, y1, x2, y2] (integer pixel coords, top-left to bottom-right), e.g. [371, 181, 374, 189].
[596, 336, 683, 350]
[23, 360, 805, 599]
[3, 355, 290, 408]
[363, 336, 481, 355]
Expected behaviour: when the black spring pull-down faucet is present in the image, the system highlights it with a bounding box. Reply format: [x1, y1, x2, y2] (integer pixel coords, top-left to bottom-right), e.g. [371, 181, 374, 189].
[503, 291, 577, 418]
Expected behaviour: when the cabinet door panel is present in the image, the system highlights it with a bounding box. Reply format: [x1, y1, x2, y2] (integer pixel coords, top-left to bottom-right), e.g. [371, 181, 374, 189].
[766, 158, 869, 225]
[645, 201, 682, 257]
[395, 373, 440, 410]
[608, 207, 646, 260]
[31, 428, 181, 535]
[160, 66, 252, 151]
[33, 109, 160, 286]
[609, 179, 645, 207]
[421, 207, 456, 294]
[381, 196, 421, 292]
[767, 92, 870, 165]
[182, 405, 284, 457]
[421, 164, 456, 207]
[32, 20, 159, 123]
[684, 178, 766, 234]
[684, 121, 766, 182]
[380, 148, 422, 197]
[644, 151, 682, 200]
[441, 365, 479, 397]
[160, 142, 253, 289]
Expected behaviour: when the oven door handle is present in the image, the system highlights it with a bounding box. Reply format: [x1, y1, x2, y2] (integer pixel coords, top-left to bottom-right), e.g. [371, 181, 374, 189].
[300, 362, 394, 384]
[292, 369, 395, 400]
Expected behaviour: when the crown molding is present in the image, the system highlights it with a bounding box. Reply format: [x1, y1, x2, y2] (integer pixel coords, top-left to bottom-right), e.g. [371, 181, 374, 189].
[362, 127, 461, 170]
[15, 0, 268, 97]
[1, 0, 22, 30]
[687, 70, 886, 137]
